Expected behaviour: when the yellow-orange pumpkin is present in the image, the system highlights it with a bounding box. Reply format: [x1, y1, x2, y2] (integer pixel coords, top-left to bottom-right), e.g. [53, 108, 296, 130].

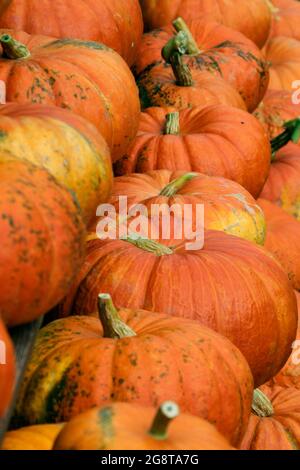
[1, 424, 64, 450]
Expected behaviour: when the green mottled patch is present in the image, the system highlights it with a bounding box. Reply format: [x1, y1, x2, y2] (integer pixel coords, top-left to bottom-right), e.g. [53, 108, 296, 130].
[43, 38, 111, 52]
[98, 406, 114, 447]
[0, 130, 7, 139]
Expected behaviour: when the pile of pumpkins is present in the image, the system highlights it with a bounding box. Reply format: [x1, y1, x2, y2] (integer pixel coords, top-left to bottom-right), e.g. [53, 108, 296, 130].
[1, 0, 300, 451]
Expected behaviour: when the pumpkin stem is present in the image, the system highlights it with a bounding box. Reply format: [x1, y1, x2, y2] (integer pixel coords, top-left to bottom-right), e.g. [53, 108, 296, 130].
[124, 234, 174, 256]
[172, 17, 200, 55]
[160, 173, 197, 196]
[252, 389, 274, 418]
[149, 401, 180, 440]
[0, 34, 31, 59]
[164, 112, 180, 135]
[162, 32, 193, 87]
[271, 118, 300, 159]
[265, 0, 280, 16]
[98, 294, 136, 339]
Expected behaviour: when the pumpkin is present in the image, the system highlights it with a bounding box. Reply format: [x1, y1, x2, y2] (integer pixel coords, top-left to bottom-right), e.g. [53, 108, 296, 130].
[0, 0, 143, 66]
[258, 199, 300, 290]
[1, 424, 64, 450]
[240, 385, 300, 450]
[53, 401, 234, 450]
[0, 30, 140, 161]
[114, 107, 271, 199]
[0, 103, 112, 224]
[89, 169, 266, 245]
[254, 89, 300, 141]
[0, 317, 15, 417]
[14, 294, 253, 446]
[264, 36, 300, 92]
[139, 0, 271, 48]
[269, 0, 300, 42]
[61, 231, 297, 387]
[0, 159, 86, 326]
[135, 18, 269, 112]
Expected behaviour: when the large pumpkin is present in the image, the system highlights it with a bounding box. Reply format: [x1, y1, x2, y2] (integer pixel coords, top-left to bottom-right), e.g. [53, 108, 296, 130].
[0, 160, 86, 326]
[240, 385, 300, 450]
[0, 317, 15, 417]
[15, 294, 253, 446]
[53, 401, 234, 450]
[114, 106, 271, 198]
[258, 199, 300, 290]
[62, 232, 297, 387]
[0, 103, 112, 224]
[0, 30, 140, 161]
[0, 0, 143, 66]
[135, 18, 269, 112]
[269, 0, 300, 42]
[1, 424, 64, 450]
[90, 169, 266, 245]
[264, 36, 300, 91]
[139, 0, 271, 48]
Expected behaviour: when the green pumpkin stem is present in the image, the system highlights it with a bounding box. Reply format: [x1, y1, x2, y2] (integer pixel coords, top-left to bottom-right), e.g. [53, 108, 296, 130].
[172, 17, 200, 55]
[164, 112, 180, 135]
[265, 0, 280, 15]
[124, 234, 173, 256]
[98, 294, 136, 339]
[162, 32, 193, 87]
[252, 389, 274, 418]
[0, 34, 30, 59]
[271, 117, 300, 159]
[149, 401, 180, 440]
[160, 172, 197, 196]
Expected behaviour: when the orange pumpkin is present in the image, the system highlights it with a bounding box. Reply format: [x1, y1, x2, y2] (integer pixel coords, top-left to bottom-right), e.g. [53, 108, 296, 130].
[53, 401, 234, 450]
[240, 385, 300, 450]
[15, 294, 253, 446]
[269, 0, 300, 42]
[0, 0, 143, 66]
[1, 424, 64, 450]
[0, 30, 140, 161]
[115, 107, 271, 198]
[0, 160, 86, 326]
[0, 317, 15, 417]
[135, 18, 269, 112]
[264, 36, 300, 91]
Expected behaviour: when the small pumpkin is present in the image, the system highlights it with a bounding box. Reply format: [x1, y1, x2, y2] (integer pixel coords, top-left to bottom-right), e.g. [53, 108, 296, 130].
[0, 317, 15, 417]
[0, 103, 112, 224]
[240, 385, 300, 450]
[53, 401, 234, 450]
[1, 424, 64, 450]
[264, 36, 300, 92]
[269, 0, 300, 42]
[0, 0, 143, 66]
[0, 160, 86, 326]
[14, 294, 253, 446]
[115, 107, 271, 198]
[0, 30, 140, 161]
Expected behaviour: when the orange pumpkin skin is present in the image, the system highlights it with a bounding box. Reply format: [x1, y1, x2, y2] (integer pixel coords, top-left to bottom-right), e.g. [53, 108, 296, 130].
[115, 106, 271, 198]
[63, 232, 297, 388]
[2, 424, 64, 450]
[240, 385, 300, 450]
[140, 0, 271, 48]
[264, 36, 300, 91]
[0, 30, 140, 161]
[260, 143, 300, 220]
[258, 199, 300, 290]
[135, 20, 269, 112]
[0, 103, 113, 224]
[0, 0, 143, 66]
[269, 0, 300, 42]
[0, 317, 15, 417]
[53, 403, 234, 450]
[0, 160, 86, 326]
[15, 304, 253, 446]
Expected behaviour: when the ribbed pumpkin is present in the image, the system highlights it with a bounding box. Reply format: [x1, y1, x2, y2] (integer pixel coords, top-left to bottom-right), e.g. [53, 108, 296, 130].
[15, 294, 253, 446]
[0, 160, 86, 326]
[264, 36, 300, 91]
[0, 30, 140, 161]
[1, 424, 64, 450]
[240, 385, 300, 450]
[62, 232, 297, 387]
[269, 0, 300, 42]
[0, 317, 15, 417]
[139, 0, 271, 48]
[0, 0, 143, 66]
[115, 106, 271, 198]
[0, 103, 112, 224]
[135, 18, 269, 112]
[258, 199, 300, 290]
[53, 401, 234, 450]
[90, 169, 266, 245]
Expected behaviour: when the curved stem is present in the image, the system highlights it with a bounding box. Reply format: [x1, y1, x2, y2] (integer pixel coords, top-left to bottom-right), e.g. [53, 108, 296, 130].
[98, 294, 136, 339]
[0, 34, 30, 59]
[160, 173, 197, 196]
[252, 389, 274, 418]
[149, 401, 180, 440]
[162, 31, 193, 87]
[172, 17, 200, 55]
[164, 112, 180, 135]
[271, 118, 300, 158]
[124, 234, 173, 256]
